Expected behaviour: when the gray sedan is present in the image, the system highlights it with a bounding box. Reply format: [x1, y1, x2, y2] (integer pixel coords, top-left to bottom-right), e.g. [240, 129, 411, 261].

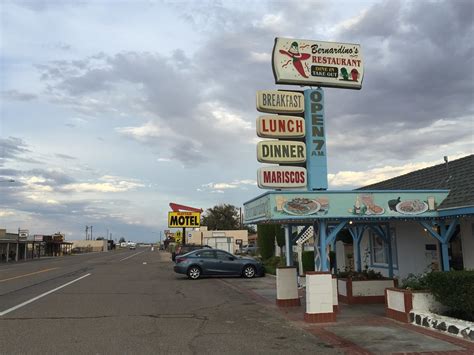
[173, 249, 265, 280]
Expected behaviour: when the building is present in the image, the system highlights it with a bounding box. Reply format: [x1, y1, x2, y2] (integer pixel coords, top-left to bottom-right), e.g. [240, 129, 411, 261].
[187, 227, 249, 254]
[335, 155, 474, 278]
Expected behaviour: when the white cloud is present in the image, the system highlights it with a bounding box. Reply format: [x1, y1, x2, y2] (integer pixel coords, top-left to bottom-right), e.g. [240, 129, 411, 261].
[200, 179, 257, 192]
[116, 121, 167, 141]
[249, 51, 271, 63]
[328, 156, 468, 188]
[0, 210, 16, 217]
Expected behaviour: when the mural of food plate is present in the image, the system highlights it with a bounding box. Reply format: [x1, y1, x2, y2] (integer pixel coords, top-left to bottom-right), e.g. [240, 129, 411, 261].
[395, 199, 428, 215]
[282, 198, 321, 216]
[349, 195, 385, 215]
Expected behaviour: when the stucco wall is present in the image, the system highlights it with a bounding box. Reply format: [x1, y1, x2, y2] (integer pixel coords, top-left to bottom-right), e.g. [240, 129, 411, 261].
[356, 221, 442, 279]
[71, 240, 107, 252]
[187, 229, 248, 253]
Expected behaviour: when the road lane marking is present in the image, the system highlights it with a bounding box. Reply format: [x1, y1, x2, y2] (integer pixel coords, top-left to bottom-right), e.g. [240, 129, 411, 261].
[0, 273, 91, 317]
[119, 251, 145, 261]
[0, 268, 59, 283]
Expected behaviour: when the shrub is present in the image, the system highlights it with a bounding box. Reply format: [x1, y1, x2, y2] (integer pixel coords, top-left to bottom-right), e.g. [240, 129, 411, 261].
[302, 251, 314, 273]
[425, 270, 474, 321]
[257, 224, 276, 260]
[262, 256, 285, 275]
[336, 268, 385, 281]
[400, 273, 429, 290]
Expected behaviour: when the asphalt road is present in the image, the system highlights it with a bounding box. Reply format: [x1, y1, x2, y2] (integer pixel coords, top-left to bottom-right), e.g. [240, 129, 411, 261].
[0, 249, 339, 354]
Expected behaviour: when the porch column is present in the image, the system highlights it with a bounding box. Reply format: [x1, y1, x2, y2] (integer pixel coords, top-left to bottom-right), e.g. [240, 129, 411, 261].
[348, 226, 365, 272]
[6, 242, 9, 263]
[385, 224, 394, 279]
[284, 224, 291, 266]
[15, 242, 19, 261]
[320, 220, 328, 271]
[24, 243, 27, 260]
[313, 221, 320, 271]
[420, 219, 458, 272]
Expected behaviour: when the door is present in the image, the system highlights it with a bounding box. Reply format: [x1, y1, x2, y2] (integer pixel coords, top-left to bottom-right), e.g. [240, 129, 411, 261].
[193, 250, 218, 275]
[215, 250, 242, 275]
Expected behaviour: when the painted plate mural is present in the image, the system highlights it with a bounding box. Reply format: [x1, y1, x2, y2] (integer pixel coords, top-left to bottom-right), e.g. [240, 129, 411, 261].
[396, 200, 428, 215]
[283, 198, 321, 216]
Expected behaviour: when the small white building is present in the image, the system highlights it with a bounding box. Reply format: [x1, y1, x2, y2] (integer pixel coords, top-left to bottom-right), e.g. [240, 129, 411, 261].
[335, 155, 474, 279]
[186, 227, 249, 254]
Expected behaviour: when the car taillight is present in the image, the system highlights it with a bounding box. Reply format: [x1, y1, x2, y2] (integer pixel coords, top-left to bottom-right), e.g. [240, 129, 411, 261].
[176, 257, 187, 263]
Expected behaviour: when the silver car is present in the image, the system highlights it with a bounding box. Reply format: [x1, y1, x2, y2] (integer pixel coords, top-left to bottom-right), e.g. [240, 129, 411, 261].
[173, 249, 265, 280]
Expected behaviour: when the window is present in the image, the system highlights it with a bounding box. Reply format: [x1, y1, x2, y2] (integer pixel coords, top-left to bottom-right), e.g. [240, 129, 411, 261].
[216, 251, 233, 260]
[195, 250, 215, 258]
[370, 228, 398, 268]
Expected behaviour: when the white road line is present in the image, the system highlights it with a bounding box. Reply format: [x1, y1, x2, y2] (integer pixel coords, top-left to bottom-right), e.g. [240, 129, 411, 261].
[0, 273, 91, 317]
[119, 251, 145, 261]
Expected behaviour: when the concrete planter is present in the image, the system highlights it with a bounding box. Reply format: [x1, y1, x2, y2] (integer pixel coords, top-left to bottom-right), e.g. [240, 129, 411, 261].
[338, 278, 397, 304]
[385, 288, 473, 341]
[385, 287, 445, 323]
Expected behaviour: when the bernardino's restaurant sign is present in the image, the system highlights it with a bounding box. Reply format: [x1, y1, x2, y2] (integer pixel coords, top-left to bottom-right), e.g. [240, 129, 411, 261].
[272, 37, 364, 89]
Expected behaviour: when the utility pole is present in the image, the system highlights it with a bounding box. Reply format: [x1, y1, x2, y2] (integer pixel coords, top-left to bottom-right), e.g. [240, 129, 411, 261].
[85, 226, 89, 240]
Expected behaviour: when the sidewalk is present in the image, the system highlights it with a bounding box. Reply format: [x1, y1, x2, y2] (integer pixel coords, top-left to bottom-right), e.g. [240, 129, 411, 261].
[220, 275, 474, 354]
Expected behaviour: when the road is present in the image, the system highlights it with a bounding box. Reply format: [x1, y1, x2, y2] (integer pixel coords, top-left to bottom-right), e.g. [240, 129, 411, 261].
[0, 249, 338, 354]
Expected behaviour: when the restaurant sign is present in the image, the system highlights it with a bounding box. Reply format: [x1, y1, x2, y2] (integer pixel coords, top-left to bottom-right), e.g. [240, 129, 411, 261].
[257, 166, 307, 189]
[168, 212, 201, 228]
[257, 115, 305, 138]
[272, 37, 364, 89]
[256, 90, 304, 113]
[257, 140, 306, 164]
[244, 190, 449, 223]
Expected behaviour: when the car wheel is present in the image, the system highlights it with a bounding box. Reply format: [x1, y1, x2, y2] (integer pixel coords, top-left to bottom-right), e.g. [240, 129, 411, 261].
[242, 265, 256, 278]
[187, 266, 201, 280]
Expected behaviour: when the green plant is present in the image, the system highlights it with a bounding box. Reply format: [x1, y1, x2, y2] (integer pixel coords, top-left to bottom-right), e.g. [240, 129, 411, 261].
[262, 256, 285, 275]
[400, 273, 429, 290]
[257, 224, 276, 260]
[302, 251, 314, 273]
[425, 270, 474, 321]
[336, 268, 385, 281]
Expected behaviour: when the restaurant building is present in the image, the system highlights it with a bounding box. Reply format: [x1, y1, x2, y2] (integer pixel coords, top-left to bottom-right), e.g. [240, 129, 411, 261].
[335, 155, 474, 278]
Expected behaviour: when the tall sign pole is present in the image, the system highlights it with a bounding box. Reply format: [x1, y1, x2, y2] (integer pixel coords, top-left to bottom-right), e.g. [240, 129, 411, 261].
[304, 88, 328, 190]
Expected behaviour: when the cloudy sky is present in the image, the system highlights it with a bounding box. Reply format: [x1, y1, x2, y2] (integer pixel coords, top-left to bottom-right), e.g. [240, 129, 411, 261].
[1, 0, 472, 242]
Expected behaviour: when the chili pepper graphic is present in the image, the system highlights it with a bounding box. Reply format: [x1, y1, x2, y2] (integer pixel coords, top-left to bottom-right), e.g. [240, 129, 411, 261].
[279, 41, 311, 78]
[351, 68, 359, 81]
[340, 67, 349, 80]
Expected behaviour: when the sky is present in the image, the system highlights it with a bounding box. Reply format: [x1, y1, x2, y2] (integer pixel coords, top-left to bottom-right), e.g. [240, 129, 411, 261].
[1, 0, 473, 243]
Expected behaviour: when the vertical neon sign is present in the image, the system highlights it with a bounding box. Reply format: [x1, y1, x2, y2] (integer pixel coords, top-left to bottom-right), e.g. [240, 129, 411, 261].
[304, 88, 328, 190]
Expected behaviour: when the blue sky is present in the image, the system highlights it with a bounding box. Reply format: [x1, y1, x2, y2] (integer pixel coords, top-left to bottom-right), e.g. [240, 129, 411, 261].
[1, 0, 473, 242]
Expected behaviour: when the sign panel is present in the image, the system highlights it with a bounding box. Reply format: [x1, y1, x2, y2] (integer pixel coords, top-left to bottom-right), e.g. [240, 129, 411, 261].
[244, 191, 449, 223]
[256, 90, 304, 113]
[257, 115, 305, 138]
[257, 140, 306, 164]
[272, 37, 364, 89]
[244, 194, 272, 221]
[175, 230, 182, 243]
[257, 166, 307, 189]
[168, 212, 201, 228]
[304, 88, 328, 190]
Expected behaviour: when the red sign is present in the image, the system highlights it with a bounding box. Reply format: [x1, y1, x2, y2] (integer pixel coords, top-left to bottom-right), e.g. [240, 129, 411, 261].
[257, 166, 307, 189]
[257, 115, 305, 138]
